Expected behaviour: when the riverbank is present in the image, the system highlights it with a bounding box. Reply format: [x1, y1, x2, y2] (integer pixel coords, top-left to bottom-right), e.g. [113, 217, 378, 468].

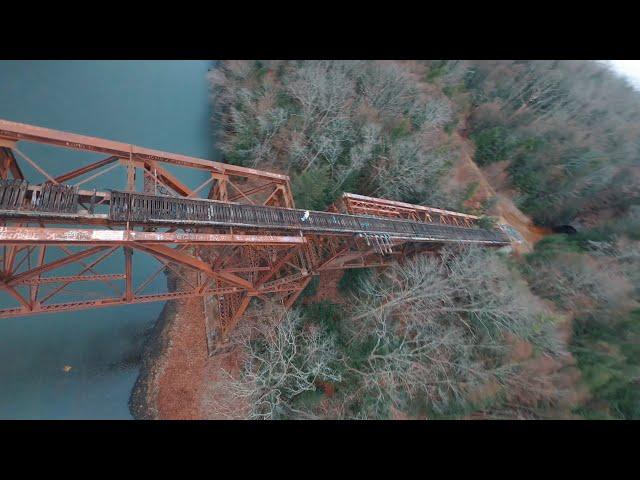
[129, 274, 177, 419]
[129, 272, 205, 419]
[129, 272, 246, 419]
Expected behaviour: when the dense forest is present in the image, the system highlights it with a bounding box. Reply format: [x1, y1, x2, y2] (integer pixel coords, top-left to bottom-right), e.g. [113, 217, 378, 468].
[460, 60, 640, 227]
[208, 60, 640, 419]
[209, 61, 472, 211]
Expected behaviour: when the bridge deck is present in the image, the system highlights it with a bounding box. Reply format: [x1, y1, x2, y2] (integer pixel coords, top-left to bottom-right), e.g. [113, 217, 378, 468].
[0, 182, 510, 246]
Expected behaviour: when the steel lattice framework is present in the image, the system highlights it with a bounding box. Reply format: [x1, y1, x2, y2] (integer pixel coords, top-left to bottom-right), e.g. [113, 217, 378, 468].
[0, 119, 510, 351]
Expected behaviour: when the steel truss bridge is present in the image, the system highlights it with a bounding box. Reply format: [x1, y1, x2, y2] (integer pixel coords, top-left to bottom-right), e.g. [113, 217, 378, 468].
[0, 119, 510, 350]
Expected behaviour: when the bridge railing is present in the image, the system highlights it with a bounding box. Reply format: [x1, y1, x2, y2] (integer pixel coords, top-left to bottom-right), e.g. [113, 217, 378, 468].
[0, 179, 78, 213]
[108, 191, 511, 245]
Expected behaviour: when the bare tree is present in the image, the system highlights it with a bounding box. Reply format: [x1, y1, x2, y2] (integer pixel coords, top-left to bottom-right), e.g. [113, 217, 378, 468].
[341, 248, 566, 418]
[209, 60, 463, 210]
[372, 135, 453, 205]
[526, 250, 635, 322]
[359, 62, 419, 118]
[225, 308, 342, 420]
[284, 61, 360, 171]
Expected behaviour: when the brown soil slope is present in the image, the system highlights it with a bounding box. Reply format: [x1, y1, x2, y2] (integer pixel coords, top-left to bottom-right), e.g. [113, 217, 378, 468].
[451, 132, 549, 252]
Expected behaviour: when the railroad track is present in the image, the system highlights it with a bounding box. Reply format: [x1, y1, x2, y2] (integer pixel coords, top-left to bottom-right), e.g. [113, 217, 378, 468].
[0, 180, 511, 245]
[112, 191, 510, 245]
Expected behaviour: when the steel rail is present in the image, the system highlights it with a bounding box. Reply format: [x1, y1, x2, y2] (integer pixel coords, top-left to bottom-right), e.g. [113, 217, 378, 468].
[108, 191, 511, 245]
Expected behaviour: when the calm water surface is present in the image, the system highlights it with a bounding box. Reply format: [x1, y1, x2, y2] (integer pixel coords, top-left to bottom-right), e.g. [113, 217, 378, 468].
[0, 60, 215, 419]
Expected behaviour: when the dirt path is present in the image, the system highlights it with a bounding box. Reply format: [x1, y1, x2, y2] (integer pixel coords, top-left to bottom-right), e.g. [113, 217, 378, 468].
[155, 295, 208, 419]
[399, 61, 548, 253]
[450, 131, 550, 252]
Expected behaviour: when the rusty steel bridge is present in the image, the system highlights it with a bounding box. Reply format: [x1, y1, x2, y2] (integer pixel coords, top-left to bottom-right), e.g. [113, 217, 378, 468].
[0, 119, 510, 350]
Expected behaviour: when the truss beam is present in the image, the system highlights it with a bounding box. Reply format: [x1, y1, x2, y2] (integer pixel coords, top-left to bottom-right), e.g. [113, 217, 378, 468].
[0, 118, 511, 352]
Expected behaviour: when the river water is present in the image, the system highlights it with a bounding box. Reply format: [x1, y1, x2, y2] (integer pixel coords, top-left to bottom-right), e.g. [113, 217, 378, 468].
[0, 60, 215, 419]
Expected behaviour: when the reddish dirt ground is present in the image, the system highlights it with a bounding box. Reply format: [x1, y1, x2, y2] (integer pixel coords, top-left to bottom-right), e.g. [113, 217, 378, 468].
[450, 132, 550, 252]
[155, 295, 209, 419]
[199, 348, 247, 419]
[304, 270, 347, 305]
[152, 293, 248, 419]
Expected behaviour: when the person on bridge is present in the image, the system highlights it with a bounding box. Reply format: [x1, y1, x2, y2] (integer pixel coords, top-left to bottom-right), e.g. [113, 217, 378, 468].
[301, 210, 310, 222]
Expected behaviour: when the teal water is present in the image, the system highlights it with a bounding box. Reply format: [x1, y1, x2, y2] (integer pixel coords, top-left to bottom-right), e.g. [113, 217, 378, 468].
[0, 60, 215, 419]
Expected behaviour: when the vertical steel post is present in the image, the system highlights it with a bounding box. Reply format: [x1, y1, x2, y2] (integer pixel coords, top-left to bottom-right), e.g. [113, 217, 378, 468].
[124, 246, 133, 301]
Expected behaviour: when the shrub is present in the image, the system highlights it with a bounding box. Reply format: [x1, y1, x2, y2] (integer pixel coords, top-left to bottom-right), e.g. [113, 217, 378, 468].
[291, 164, 333, 211]
[425, 60, 448, 83]
[477, 215, 498, 230]
[337, 268, 371, 295]
[297, 275, 320, 300]
[572, 309, 640, 419]
[444, 119, 458, 135]
[471, 127, 519, 165]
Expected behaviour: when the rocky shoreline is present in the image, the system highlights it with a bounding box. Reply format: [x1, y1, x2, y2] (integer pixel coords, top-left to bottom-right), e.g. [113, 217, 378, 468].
[128, 273, 178, 420]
